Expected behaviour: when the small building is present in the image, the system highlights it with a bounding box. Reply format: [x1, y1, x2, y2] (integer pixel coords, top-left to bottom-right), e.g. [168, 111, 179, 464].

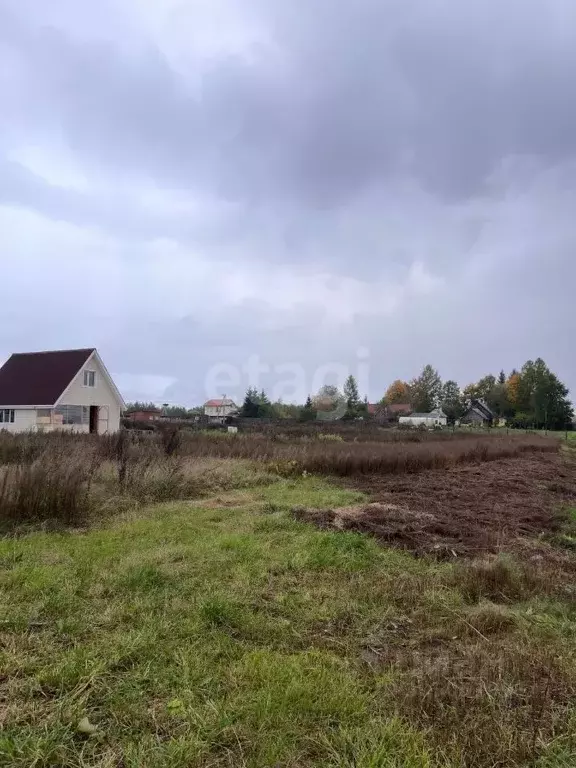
[399, 408, 447, 428]
[367, 402, 413, 423]
[460, 399, 495, 427]
[366, 403, 385, 419]
[125, 408, 162, 422]
[204, 398, 238, 422]
[0, 348, 125, 434]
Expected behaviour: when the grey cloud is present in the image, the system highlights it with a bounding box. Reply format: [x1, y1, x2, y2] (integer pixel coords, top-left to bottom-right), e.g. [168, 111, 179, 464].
[1, 0, 576, 402]
[3, 0, 576, 205]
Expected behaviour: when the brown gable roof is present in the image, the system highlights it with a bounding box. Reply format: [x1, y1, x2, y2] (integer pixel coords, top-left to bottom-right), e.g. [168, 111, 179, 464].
[0, 348, 95, 406]
[386, 403, 413, 414]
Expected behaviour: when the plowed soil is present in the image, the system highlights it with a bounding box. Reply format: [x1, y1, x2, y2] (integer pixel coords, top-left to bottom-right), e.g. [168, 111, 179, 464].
[293, 452, 576, 559]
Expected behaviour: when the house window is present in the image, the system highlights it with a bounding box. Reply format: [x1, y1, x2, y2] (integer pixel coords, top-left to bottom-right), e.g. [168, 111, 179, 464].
[0, 409, 15, 423]
[55, 405, 89, 425]
[36, 409, 52, 419]
[83, 370, 96, 387]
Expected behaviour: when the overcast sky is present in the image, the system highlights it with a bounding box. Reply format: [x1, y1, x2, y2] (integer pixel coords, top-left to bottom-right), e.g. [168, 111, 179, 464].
[1, 0, 575, 405]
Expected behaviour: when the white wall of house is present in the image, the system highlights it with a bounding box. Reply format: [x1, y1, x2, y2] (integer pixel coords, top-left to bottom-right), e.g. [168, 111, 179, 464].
[399, 415, 448, 427]
[0, 408, 37, 433]
[58, 354, 122, 433]
[204, 404, 237, 418]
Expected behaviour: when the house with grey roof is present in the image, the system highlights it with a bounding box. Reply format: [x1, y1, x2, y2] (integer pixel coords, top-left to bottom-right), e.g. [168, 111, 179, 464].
[460, 399, 495, 426]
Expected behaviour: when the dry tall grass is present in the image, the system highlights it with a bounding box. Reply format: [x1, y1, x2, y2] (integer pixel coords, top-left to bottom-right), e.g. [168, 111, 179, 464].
[176, 430, 558, 476]
[0, 429, 559, 529]
[0, 444, 98, 529]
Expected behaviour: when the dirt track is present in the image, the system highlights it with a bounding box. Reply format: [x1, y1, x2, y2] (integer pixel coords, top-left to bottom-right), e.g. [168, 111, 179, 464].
[293, 453, 576, 559]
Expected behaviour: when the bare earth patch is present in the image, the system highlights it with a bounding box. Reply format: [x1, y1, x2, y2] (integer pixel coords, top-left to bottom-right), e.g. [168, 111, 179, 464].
[293, 453, 576, 559]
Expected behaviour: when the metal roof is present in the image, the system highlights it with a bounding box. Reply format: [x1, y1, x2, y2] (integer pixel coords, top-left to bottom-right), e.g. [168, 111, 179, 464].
[0, 348, 95, 406]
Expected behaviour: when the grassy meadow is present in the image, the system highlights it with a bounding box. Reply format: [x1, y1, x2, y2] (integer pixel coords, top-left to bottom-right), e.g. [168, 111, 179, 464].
[1, 429, 575, 767]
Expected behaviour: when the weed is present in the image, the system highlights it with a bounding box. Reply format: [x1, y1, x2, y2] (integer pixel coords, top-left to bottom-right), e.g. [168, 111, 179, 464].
[0, 448, 97, 530]
[454, 555, 545, 603]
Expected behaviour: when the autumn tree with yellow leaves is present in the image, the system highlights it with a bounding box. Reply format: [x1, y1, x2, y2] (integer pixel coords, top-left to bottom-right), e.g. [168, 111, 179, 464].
[381, 379, 411, 405]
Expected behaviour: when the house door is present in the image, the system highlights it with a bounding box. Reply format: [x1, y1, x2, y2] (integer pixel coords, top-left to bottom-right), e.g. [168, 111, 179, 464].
[89, 406, 99, 434]
[98, 406, 109, 434]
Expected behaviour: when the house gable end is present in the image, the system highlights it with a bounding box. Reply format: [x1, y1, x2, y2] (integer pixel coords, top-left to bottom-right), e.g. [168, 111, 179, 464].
[57, 352, 124, 409]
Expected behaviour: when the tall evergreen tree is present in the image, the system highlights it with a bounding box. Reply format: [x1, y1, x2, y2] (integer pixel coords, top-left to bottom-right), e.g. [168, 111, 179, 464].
[344, 375, 360, 408]
[240, 387, 260, 418]
[300, 395, 316, 422]
[343, 375, 360, 418]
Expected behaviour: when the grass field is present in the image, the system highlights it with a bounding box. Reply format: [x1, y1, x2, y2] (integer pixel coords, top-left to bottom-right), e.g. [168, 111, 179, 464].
[2, 469, 576, 767]
[1, 431, 576, 766]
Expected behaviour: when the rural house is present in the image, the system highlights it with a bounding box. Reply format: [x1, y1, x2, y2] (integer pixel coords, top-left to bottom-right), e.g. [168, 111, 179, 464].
[399, 407, 447, 428]
[0, 348, 125, 434]
[204, 398, 238, 422]
[460, 399, 495, 426]
[367, 403, 412, 423]
[125, 407, 162, 422]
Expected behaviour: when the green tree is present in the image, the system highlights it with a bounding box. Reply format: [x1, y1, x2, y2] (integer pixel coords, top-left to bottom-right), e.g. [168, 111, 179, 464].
[441, 380, 464, 424]
[516, 359, 573, 429]
[410, 365, 442, 413]
[486, 383, 512, 418]
[272, 401, 302, 419]
[498, 370, 506, 385]
[125, 401, 158, 413]
[343, 375, 361, 418]
[465, 374, 497, 402]
[256, 390, 276, 418]
[299, 395, 316, 422]
[162, 405, 189, 419]
[357, 394, 369, 417]
[240, 387, 260, 418]
[344, 375, 360, 408]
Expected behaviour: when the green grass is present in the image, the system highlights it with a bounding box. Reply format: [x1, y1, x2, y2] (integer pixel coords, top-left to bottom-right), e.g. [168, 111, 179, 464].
[1, 476, 576, 767]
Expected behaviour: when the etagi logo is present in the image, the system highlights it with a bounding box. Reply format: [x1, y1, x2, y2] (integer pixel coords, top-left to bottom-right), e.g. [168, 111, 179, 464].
[204, 347, 371, 420]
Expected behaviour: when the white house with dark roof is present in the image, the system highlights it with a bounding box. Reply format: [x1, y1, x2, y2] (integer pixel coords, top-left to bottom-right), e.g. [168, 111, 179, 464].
[398, 408, 447, 428]
[0, 348, 125, 434]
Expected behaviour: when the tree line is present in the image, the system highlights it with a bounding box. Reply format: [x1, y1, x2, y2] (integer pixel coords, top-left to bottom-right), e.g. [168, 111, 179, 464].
[382, 359, 573, 430]
[125, 358, 573, 430]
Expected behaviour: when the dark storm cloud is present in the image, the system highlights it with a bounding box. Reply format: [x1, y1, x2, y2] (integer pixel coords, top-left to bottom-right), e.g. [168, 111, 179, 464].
[3, 0, 576, 206]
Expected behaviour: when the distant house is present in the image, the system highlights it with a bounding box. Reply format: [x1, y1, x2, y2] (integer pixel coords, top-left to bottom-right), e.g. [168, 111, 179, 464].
[204, 398, 238, 422]
[366, 403, 385, 419]
[367, 403, 412, 423]
[399, 408, 447, 428]
[460, 399, 495, 427]
[384, 403, 413, 421]
[125, 408, 161, 422]
[0, 348, 124, 434]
